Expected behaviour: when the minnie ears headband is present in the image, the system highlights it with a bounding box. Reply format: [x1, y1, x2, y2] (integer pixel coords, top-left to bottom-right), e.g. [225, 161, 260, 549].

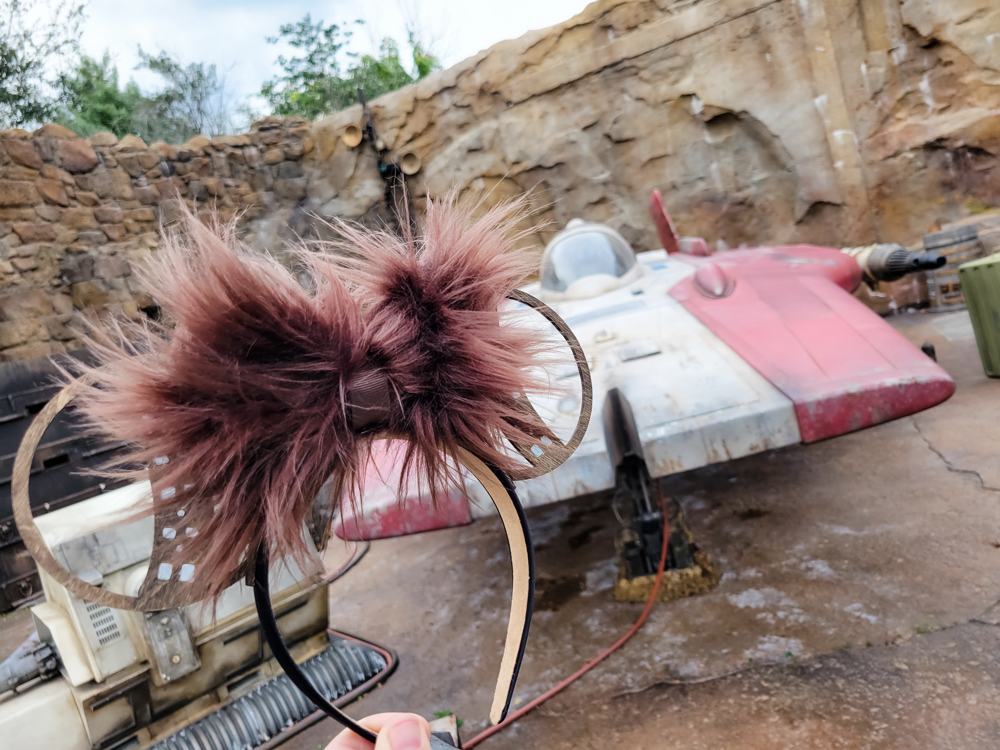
[13, 199, 592, 742]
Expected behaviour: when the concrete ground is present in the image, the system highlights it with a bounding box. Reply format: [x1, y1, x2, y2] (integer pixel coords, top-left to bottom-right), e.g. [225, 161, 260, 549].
[285, 309, 1000, 750]
[1, 310, 996, 749]
[0, 606, 36, 664]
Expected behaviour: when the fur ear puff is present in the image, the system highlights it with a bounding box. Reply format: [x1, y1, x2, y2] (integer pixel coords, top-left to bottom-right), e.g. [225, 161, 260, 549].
[75, 197, 554, 601]
[74, 207, 368, 601]
[329, 196, 557, 501]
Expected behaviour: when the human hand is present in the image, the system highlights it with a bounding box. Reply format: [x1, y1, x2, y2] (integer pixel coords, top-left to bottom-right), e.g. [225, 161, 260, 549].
[325, 713, 433, 750]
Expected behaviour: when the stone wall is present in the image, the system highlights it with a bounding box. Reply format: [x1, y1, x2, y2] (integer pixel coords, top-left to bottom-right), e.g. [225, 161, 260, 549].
[0, 118, 316, 361]
[2, 0, 999, 362]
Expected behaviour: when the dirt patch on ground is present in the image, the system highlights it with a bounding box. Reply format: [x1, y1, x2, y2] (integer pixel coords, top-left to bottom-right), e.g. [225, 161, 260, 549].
[535, 575, 586, 611]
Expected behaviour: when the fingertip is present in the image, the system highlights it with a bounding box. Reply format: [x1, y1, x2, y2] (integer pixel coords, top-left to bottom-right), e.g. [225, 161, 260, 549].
[375, 713, 431, 750]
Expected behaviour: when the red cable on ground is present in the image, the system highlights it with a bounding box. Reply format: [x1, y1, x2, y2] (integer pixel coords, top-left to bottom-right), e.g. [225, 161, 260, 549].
[464, 480, 671, 748]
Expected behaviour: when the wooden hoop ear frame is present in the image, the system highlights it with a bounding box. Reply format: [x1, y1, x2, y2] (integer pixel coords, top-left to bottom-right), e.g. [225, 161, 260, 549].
[503, 289, 592, 480]
[14, 386, 536, 736]
[12, 374, 248, 611]
[12, 289, 591, 744]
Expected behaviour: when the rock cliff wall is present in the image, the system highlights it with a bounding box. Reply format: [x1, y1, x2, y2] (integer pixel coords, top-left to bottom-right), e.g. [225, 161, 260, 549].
[311, 0, 999, 252]
[1, 0, 998, 361]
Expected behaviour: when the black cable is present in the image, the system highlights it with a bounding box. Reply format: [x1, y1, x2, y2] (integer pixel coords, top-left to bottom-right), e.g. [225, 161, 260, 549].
[253, 465, 532, 743]
[253, 547, 379, 744]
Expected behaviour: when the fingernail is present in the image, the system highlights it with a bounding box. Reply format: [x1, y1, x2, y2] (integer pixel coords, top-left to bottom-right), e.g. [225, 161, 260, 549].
[388, 719, 424, 750]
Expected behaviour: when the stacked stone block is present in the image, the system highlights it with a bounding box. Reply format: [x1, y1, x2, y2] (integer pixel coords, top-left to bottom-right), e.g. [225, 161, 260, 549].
[0, 117, 314, 361]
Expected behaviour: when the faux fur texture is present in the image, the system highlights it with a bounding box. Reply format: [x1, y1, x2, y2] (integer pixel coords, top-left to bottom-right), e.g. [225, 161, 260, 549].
[75, 199, 553, 600]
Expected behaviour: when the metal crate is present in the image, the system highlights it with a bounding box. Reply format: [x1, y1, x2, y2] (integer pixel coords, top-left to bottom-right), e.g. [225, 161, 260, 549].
[924, 225, 985, 312]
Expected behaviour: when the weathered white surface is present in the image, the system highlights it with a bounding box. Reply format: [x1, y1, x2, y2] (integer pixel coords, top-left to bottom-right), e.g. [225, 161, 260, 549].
[0, 675, 89, 750]
[31, 601, 93, 687]
[33, 481, 152, 545]
[512, 251, 800, 508]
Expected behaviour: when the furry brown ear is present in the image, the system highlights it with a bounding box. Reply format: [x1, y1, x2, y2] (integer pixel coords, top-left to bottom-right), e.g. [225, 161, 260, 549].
[75, 197, 555, 601]
[323, 196, 557, 498]
[74, 208, 368, 601]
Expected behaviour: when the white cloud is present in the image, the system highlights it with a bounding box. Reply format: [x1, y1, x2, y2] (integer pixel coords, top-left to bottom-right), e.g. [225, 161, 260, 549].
[78, 0, 592, 103]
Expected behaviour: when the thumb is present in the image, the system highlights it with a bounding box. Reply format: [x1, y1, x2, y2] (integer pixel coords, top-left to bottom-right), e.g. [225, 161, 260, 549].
[374, 714, 432, 750]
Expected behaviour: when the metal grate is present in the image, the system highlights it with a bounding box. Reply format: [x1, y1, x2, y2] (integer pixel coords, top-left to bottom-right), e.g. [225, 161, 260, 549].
[151, 637, 388, 750]
[86, 602, 122, 646]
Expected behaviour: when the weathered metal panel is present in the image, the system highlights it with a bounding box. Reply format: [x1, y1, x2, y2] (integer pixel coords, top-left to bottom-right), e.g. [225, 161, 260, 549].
[532, 255, 801, 492]
[0, 676, 90, 750]
[670, 250, 955, 442]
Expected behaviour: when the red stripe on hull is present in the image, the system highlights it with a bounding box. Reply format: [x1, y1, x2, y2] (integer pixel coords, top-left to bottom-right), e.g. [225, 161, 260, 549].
[670, 248, 955, 442]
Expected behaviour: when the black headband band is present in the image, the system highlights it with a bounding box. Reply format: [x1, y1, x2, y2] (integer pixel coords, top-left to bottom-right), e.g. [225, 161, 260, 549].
[253, 463, 534, 747]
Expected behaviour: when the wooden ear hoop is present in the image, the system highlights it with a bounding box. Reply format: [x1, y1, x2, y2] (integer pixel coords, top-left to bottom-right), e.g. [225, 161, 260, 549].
[12, 289, 589, 742]
[12, 374, 245, 611]
[13, 375, 155, 610]
[504, 289, 592, 480]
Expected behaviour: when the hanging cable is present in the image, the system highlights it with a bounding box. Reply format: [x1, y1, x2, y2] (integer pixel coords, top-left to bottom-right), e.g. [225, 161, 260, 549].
[464, 478, 671, 748]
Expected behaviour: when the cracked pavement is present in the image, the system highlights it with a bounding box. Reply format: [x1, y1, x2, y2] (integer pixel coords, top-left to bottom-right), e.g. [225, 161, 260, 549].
[913, 418, 1000, 495]
[3, 311, 996, 749]
[281, 310, 1000, 750]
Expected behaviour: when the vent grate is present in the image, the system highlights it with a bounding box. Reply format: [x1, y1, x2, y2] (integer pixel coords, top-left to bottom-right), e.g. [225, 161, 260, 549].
[85, 601, 123, 646]
[151, 637, 390, 750]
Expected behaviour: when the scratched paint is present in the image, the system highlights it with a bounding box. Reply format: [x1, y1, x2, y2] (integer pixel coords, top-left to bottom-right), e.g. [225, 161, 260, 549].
[347, 243, 953, 539]
[671, 250, 954, 443]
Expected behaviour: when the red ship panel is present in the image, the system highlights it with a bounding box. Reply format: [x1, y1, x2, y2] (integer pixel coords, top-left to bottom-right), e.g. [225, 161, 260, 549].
[670, 251, 955, 443]
[334, 441, 473, 541]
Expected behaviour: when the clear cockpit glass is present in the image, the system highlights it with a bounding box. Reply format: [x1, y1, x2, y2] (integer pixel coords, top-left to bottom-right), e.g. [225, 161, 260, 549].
[541, 229, 637, 292]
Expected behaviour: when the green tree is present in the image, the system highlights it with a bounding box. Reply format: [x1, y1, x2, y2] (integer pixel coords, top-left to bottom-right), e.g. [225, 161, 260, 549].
[410, 35, 439, 80]
[137, 48, 234, 136]
[56, 52, 143, 137]
[261, 15, 441, 120]
[260, 15, 357, 120]
[349, 38, 418, 101]
[58, 48, 236, 143]
[0, 0, 85, 128]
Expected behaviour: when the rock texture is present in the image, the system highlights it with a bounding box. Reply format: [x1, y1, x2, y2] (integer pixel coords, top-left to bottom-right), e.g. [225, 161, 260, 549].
[308, 0, 999, 252]
[0, 118, 313, 360]
[1, 0, 998, 362]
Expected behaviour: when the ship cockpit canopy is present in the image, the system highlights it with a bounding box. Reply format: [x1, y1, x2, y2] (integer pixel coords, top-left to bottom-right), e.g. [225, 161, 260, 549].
[540, 219, 640, 300]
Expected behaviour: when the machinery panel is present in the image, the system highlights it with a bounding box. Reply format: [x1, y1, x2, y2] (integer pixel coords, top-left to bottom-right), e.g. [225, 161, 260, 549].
[0, 352, 131, 613]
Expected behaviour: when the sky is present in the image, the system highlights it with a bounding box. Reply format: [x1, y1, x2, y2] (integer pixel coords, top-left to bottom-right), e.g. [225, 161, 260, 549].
[78, 0, 593, 114]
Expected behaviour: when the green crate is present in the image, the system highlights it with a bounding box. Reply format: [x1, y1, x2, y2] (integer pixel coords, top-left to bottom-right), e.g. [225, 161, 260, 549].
[959, 252, 1000, 377]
